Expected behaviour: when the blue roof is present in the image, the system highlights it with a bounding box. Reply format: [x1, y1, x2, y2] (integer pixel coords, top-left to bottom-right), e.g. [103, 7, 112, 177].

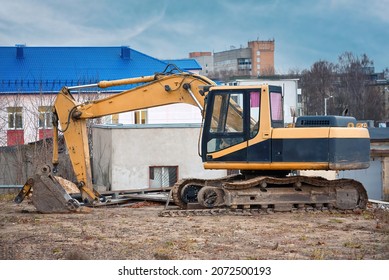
[0, 46, 200, 94]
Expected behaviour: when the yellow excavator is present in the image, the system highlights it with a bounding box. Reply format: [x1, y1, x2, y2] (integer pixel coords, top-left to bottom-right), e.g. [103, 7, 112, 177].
[15, 66, 370, 213]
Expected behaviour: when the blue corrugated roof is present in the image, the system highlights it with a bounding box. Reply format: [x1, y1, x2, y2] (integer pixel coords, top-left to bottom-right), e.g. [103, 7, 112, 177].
[0, 46, 200, 94]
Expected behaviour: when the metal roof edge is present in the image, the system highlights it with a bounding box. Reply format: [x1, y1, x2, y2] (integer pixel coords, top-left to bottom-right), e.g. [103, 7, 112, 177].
[92, 123, 202, 129]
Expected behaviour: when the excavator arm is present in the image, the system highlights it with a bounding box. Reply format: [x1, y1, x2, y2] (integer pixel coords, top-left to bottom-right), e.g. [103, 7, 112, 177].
[16, 70, 215, 212]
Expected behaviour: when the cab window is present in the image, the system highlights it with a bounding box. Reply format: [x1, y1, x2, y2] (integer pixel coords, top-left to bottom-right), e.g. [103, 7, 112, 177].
[249, 91, 260, 137]
[207, 92, 245, 153]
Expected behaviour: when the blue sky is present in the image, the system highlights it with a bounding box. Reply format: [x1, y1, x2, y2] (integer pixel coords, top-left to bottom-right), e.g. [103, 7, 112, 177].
[1, 0, 388, 73]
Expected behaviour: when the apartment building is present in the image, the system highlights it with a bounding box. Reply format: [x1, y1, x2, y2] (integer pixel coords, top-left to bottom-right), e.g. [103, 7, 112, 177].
[190, 39, 275, 78]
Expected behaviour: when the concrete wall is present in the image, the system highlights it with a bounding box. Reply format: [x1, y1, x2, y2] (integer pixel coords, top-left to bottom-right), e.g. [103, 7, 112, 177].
[338, 158, 386, 200]
[92, 124, 227, 191]
[0, 139, 76, 185]
[338, 136, 389, 201]
[383, 157, 389, 201]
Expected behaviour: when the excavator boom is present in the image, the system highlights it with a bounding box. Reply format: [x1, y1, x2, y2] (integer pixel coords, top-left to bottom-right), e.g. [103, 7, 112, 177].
[15, 70, 216, 212]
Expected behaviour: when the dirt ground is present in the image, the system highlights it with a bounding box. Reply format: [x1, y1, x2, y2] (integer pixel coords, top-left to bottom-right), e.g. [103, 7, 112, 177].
[0, 194, 388, 260]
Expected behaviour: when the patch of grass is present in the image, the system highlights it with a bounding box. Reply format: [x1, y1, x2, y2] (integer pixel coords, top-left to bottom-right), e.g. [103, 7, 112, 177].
[311, 249, 325, 260]
[52, 247, 62, 254]
[328, 218, 344, 224]
[153, 247, 173, 260]
[65, 250, 88, 260]
[0, 193, 17, 201]
[177, 239, 198, 252]
[165, 241, 175, 247]
[299, 235, 308, 241]
[154, 252, 173, 260]
[343, 241, 362, 249]
[152, 240, 177, 260]
[362, 211, 374, 220]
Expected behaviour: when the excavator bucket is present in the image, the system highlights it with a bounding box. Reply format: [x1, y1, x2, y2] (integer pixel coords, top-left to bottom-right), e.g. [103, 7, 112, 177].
[14, 165, 80, 213]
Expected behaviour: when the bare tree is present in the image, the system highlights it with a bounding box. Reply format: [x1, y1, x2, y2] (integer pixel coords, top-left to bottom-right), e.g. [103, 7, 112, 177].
[335, 52, 384, 121]
[300, 52, 386, 122]
[300, 60, 336, 115]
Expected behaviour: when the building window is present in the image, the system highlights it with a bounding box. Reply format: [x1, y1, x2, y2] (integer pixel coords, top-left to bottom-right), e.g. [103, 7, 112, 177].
[38, 106, 53, 140]
[38, 106, 53, 128]
[297, 94, 302, 104]
[7, 107, 23, 129]
[237, 58, 251, 70]
[134, 110, 147, 124]
[149, 166, 178, 188]
[256, 50, 260, 56]
[7, 107, 24, 145]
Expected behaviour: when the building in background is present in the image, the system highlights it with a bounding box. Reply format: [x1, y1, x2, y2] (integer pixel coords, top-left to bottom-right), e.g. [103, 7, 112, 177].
[189, 52, 214, 76]
[0, 45, 202, 146]
[190, 39, 275, 79]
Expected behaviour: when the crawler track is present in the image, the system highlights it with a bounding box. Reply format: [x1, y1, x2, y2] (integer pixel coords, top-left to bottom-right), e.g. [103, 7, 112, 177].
[160, 175, 368, 217]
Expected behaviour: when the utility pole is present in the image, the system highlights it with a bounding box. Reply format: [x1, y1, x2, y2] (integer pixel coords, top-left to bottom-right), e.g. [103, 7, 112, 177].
[324, 96, 333, 115]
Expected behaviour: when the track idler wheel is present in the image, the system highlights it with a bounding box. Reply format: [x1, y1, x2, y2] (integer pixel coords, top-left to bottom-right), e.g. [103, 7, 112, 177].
[180, 184, 202, 204]
[197, 187, 225, 208]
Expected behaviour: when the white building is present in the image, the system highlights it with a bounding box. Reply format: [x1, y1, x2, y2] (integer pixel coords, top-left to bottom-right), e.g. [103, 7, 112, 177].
[92, 124, 226, 191]
[0, 45, 202, 147]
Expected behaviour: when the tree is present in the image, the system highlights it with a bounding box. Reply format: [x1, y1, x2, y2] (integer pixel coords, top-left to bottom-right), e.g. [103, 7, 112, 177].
[300, 52, 386, 122]
[335, 52, 384, 121]
[300, 60, 336, 115]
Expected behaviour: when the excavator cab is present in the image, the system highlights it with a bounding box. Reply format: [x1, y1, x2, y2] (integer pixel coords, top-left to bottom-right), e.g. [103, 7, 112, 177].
[202, 85, 284, 167]
[201, 84, 370, 173]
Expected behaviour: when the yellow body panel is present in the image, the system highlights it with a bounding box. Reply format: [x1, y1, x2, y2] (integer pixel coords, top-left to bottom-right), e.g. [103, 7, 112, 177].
[272, 127, 330, 139]
[329, 127, 370, 138]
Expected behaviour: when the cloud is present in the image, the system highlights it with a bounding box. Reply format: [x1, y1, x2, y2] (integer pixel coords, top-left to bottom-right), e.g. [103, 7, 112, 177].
[0, 0, 387, 72]
[0, 0, 168, 46]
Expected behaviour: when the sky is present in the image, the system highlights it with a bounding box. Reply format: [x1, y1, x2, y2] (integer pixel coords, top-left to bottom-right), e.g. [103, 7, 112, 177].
[1, 0, 388, 73]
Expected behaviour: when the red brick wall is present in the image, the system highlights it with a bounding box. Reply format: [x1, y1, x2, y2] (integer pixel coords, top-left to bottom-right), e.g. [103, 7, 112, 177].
[39, 129, 53, 140]
[7, 130, 24, 146]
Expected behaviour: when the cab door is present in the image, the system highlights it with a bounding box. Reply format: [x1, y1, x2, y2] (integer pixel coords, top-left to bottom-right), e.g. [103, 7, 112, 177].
[201, 89, 263, 163]
[201, 90, 246, 162]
